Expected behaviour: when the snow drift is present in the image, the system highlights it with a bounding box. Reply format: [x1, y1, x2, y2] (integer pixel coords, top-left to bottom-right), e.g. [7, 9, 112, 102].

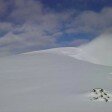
[0, 49, 112, 112]
[24, 33, 112, 66]
[0, 33, 112, 112]
[79, 33, 112, 66]
[39, 33, 112, 66]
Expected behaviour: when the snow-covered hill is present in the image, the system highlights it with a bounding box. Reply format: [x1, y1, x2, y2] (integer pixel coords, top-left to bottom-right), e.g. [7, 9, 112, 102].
[22, 34, 112, 67]
[79, 34, 112, 66]
[0, 48, 112, 112]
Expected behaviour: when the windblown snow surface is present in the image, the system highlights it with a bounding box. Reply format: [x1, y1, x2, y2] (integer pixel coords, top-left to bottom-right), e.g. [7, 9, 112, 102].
[0, 35, 112, 112]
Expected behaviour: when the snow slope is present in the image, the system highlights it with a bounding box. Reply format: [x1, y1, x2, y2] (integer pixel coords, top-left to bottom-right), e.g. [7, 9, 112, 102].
[79, 34, 112, 66]
[0, 50, 112, 112]
[24, 34, 112, 66]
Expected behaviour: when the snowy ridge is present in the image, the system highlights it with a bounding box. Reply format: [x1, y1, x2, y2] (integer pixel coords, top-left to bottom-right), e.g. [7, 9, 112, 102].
[80, 34, 112, 66]
[0, 47, 112, 112]
[22, 34, 112, 66]
[22, 47, 99, 64]
[1, 35, 112, 111]
[45, 47, 100, 64]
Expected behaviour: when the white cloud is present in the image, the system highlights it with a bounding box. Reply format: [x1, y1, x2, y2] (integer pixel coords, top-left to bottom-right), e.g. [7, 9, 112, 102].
[0, 0, 7, 16]
[10, 0, 43, 22]
[67, 7, 112, 34]
[0, 0, 112, 56]
[70, 39, 89, 46]
[0, 22, 13, 32]
[0, 0, 76, 56]
[0, 23, 59, 56]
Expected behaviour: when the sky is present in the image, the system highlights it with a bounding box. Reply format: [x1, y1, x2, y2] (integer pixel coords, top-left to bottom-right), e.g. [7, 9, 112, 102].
[0, 0, 112, 56]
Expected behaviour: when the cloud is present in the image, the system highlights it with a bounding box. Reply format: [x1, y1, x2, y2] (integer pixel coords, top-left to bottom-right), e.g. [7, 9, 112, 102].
[0, 0, 13, 19]
[0, 0, 7, 16]
[0, 22, 13, 32]
[67, 7, 112, 34]
[70, 39, 90, 46]
[9, 0, 43, 22]
[0, 0, 112, 56]
[0, 23, 59, 56]
[0, 0, 76, 56]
